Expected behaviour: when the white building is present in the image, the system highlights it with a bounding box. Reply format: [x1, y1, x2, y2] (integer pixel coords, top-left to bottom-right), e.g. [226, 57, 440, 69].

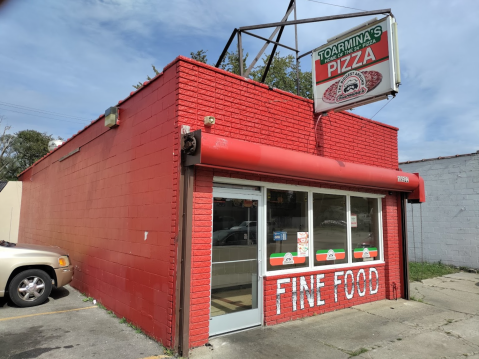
[400, 152, 479, 269]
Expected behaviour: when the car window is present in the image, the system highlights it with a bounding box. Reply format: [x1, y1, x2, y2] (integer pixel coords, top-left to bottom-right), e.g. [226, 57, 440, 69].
[224, 232, 247, 245]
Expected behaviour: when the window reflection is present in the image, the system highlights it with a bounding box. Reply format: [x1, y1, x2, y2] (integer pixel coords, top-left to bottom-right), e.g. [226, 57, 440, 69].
[211, 198, 258, 318]
[351, 197, 380, 262]
[313, 193, 348, 266]
[266, 190, 309, 271]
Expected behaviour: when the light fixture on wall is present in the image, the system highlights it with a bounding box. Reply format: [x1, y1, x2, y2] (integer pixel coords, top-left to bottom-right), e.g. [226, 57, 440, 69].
[105, 107, 120, 128]
[204, 116, 215, 127]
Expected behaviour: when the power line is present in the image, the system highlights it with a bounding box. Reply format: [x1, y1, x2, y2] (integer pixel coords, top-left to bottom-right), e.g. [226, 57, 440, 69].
[0, 101, 90, 121]
[305, 0, 366, 12]
[0, 101, 90, 122]
[0, 107, 91, 124]
[370, 96, 395, 119]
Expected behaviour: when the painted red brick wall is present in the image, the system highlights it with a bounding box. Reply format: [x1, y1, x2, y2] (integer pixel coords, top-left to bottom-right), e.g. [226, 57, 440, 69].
[18, 64, 180, 347]
[175, 57, 398, 170]
[175, 58, 401, 348]
[189, 168, 214, 348]
[264, 264, 386, 325]
[383, 193, 403, 299]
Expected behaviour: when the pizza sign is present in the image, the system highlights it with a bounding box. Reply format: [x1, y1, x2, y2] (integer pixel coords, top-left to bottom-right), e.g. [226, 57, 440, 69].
[312, 16, 400, 113]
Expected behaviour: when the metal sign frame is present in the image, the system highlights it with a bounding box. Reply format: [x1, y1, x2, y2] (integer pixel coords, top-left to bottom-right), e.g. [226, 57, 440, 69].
[215, 1, 392, 96]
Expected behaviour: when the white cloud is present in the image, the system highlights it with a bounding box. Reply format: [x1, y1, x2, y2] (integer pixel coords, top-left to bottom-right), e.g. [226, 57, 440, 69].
[0, 0, 477, 160]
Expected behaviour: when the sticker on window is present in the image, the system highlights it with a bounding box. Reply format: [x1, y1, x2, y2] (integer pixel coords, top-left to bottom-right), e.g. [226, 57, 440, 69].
[270, 252, 307, 266]
[353, 247, 378, 258]
[316, 249, 346, 261]
[273, 232, 287, 241]
[243, 200, 253, 208]
[297, 232, 309, 257]
[351, 213, 357, 228]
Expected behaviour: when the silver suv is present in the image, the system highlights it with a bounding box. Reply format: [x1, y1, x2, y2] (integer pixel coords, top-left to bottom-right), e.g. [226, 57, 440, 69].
[0, 240, 74, 307]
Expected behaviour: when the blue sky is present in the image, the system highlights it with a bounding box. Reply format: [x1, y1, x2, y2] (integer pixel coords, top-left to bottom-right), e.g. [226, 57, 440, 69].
[0, 0, 477, 162]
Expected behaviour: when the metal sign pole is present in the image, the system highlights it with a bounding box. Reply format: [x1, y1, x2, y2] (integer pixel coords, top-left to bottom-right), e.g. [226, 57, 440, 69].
[294, 0, 300, 95]
[244, 5, 295, 78]
[215, 2, 392, 90]
[238, 31, 244, 77]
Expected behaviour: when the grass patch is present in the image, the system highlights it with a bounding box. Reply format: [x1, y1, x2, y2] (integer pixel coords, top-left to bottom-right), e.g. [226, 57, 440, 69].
[127, 322, 143, 334]
[409, 261, 460, 282]
[348, 348, 368, 357]
[164, 348, 175, 356]
[80, 292, 177, 357]
[410, 295, 424, 303]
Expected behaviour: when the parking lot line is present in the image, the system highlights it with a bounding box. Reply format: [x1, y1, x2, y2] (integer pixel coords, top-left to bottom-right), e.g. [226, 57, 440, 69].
[0, 305, 97, 321]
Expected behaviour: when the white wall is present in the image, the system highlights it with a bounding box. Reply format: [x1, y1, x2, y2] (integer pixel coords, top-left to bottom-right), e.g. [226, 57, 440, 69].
[400, 153, 479, 269]
[0, 181, 22, 243]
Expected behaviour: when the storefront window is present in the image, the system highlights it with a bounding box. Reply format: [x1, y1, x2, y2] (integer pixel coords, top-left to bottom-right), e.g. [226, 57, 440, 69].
[256, 185, 383, 275]
[266, 190, 309, 272]
[313, 193, 348, 266]
[351, 197, 381, 263]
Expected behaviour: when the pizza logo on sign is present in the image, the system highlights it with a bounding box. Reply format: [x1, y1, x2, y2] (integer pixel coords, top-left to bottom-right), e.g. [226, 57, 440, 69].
[335, 70, 368, 103]
[323, 70, 383, 104]
[283, 252, 294, 265]
[326, 249, 337, 260]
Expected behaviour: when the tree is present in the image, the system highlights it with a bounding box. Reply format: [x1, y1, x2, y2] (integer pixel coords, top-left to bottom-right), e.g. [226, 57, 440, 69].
[219, 50, 249, 76]
[214, 49, 312, 98]
[0, 117, 15, 180]
[190, 50, 208, 64]
[0, 129, 55, 181]
[133, 65, 161, 90]
[133, 51, 208, 90]
[217, 50, 312, 99]
[134, 49, 313, 99]
[0, 117, 13, 161]
[250, 52, 312, 99]
[12, 130, 53, 170]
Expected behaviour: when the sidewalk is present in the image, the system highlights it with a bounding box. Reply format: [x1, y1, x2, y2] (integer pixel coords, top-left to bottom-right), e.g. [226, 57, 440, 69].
[190, 272, 479, 358]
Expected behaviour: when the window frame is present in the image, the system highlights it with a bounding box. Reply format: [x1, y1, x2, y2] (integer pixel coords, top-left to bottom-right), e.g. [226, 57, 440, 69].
[213, 177, 385, 277]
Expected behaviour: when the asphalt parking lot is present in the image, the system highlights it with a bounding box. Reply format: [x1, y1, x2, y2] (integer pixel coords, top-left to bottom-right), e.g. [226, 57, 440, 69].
[0, 285, 168, 359]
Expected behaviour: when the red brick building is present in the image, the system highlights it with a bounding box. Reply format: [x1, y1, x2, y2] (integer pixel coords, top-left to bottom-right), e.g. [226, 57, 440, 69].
[18, 56, 424, 355]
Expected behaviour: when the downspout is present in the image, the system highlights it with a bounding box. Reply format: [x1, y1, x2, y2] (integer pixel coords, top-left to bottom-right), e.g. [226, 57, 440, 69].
[176, 133, 196, 356]
[400, 193, 409, 299]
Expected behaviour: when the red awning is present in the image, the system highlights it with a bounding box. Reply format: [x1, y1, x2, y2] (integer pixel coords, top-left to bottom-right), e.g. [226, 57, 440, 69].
[183, 131, 425, 203]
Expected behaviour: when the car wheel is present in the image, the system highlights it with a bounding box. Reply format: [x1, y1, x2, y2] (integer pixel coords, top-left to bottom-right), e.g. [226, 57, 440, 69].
[8, 269, 53, 307]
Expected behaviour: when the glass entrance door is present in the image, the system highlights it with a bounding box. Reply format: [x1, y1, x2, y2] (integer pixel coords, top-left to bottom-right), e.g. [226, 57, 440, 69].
[209, 187, 262, 336]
